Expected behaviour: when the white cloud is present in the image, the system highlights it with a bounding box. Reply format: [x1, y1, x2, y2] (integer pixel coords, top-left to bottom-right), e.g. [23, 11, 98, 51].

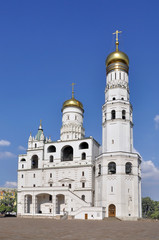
[142, 160, 159, 200]
[4, 181, 17, 188]
[154, 115, 159, 129]
[142, 160, 159, 180]
[0, 151, 16, 159]
[18, 145, 26, 151]
[0, 140, 11, 146]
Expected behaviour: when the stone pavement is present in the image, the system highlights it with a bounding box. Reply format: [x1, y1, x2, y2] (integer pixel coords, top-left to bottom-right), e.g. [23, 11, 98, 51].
[0, 218, 159, 240]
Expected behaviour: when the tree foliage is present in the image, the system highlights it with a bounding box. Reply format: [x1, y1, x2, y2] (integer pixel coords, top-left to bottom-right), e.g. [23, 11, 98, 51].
[0, 191, 17, 214]
[142, 197, 159, 219]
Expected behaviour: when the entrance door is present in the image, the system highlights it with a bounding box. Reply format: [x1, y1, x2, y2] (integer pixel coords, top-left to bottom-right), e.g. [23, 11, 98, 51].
[109, 204, 116, 217]
[85, 214, 88, 220]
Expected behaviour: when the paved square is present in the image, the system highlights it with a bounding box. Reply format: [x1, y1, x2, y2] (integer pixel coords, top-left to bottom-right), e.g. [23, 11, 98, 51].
[0, 218, 159, 240]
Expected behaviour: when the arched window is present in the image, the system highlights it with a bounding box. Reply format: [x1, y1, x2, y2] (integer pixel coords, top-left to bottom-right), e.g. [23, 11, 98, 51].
[122, 110, 126, 120]
[81, 195, 85, 201]
[98, 164, 101, 176]
[112, 97, 116, 100]
[61, 146, 73, 161]
[50, 155, 53, 162]
[125, 162, 132, 174]
[21, 158, 26, 162]
[79, 142, 89, 149]
[31, 155, 38, 169]
[81, 152, 86, 160]
[111, 110, 116, 120]
[108, 162, 116, 174]
[35, 143, 37, 148]
[47, 145, 56, 153]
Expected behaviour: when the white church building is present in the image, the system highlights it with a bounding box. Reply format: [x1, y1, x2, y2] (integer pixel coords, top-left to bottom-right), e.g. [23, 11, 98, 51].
[17, 31, 142, 220]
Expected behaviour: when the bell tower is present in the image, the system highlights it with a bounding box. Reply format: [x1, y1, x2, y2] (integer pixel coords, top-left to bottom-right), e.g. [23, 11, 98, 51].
[95, 31, 142, 220]
[102, 30, 133, 153]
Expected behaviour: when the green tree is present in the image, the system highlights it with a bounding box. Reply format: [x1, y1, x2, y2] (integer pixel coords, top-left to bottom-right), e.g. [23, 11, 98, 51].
[0, 191, 17, 214]
[142, 197, 159, 219]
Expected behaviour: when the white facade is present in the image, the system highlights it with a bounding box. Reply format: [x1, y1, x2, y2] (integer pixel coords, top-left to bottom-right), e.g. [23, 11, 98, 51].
[17, 36, 142, 220]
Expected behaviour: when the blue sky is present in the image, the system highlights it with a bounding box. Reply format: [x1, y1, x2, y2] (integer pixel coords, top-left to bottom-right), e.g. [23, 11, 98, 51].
[0, 0, 159, 200]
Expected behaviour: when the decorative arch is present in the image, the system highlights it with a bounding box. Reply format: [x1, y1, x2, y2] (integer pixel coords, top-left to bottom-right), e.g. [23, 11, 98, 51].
[24, 194, 32, 214]
[31, 155, 38, 169]
[56, 194, 65, 214]
[79, 142, 89, 149]
[47, 145, 56, 153]
[108, 204, 116, 217]
[108, 162, 116, 174]
[125, 162, 132, 174]
[36, 193, 52, 214]
[61, 145, 73, 161]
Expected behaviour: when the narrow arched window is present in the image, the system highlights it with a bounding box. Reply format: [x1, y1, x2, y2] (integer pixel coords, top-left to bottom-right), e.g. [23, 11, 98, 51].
[108, 162, 116, 174]
[50, 155, 53, 162]
[82, 152, 86, 160]
[111, 110, 116, 120]
[122, 110, 126, 120]
[81, 195, 85, 201]
[125, 162, 132, 174]
[98, 164, 101, 176]
[35, 143, 37, 148]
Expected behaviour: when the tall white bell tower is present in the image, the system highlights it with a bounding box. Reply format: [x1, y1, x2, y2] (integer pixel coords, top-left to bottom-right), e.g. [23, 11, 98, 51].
[95, 31, 142, 220]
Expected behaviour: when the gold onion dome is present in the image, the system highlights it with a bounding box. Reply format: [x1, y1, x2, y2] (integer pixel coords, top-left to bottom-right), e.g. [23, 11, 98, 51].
[106, 30, 129, 74]
[62, 97, 83, 111]
[106, 50, 129, 67]
[62, 83, 84, 111]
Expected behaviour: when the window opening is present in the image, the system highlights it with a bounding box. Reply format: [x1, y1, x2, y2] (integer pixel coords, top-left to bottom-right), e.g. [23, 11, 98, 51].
[108, 162, 116, 174]
[125, 162, 132, 174]
[82, 152, 86, 160]
[50, 155, 53, 162]
[79, 142, 89, 149]
[47, 145, 56, 153]
[82, 195, 85, 201]
[111, 110, 116, 120]
[61, 146, 73, 161]
[98, 164, 101, 176]
[31, 155, 38, 169]
[122, 110, 126, 120]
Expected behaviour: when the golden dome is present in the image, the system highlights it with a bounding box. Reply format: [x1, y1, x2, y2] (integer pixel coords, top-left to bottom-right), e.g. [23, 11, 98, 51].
[106, 50, 129, 67]
[62, 97, 83, 111]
